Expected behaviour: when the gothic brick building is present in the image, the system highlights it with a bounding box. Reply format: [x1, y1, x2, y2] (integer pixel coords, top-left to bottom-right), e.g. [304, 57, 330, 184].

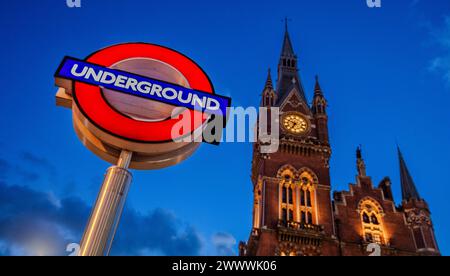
[239, 26, 440, 256]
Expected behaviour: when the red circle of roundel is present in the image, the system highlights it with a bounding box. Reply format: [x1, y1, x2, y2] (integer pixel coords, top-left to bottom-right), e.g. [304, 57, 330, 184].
[72, 43, 214, 143]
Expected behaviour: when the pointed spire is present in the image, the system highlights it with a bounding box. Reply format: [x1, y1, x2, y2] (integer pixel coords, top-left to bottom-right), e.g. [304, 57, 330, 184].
[398, 146, 421, 201]
[276, 19, 308, 106]
[314, 75, 323, 95]
[264, 68, 273, 90]
[261, 68, 276, 107]
[312, 75, 327, 116]
[281, 18, 295, 58]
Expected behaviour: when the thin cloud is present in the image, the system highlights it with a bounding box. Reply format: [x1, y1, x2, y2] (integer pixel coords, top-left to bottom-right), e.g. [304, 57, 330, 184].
[20, 151, 57, 174]
[428, 16, 450, 86]
[211, 232, 237, 256]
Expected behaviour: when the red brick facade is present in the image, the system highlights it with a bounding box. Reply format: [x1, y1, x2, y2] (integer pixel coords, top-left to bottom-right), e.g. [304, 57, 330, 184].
[239, 27, 440, 257]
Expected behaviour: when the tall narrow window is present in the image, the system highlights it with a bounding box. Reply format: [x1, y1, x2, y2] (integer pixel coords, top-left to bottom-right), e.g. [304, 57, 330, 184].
[279, 169, 317, 226]
[306, 190, 312, 207]
[413, 228, 425, 249]
[307, 212, 313, 224]
[298, 173, 316, 225]
[282, 187, 287, 204]
[289, 210, 294, 221]
[288, 188, 293, 204]
[300, 190, 305, 206]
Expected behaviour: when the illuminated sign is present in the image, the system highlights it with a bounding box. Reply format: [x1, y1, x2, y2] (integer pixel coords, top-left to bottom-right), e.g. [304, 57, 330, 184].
[55, 43, 230, 255]
[55, 57, 230, 117]
[55, 42, 229, 169]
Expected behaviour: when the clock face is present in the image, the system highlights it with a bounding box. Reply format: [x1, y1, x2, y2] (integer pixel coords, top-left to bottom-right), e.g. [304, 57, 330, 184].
[282, 113, 309, 134]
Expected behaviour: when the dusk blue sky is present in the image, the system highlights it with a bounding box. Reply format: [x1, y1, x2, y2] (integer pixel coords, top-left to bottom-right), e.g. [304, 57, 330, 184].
[0, 0, 449, 256]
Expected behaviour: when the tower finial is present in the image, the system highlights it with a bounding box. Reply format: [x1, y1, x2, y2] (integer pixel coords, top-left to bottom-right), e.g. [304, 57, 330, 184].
[264, 68, 273, 89]
[280, 17, 294, 57]
[356, 145, 366, 176]
[314, 74, 323, 95]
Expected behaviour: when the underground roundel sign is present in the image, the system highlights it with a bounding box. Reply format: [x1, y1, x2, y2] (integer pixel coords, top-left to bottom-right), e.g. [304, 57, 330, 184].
[54, 43, 231, 170]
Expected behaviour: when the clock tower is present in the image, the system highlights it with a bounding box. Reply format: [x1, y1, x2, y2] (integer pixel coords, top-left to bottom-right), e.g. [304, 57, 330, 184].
[242, 24, 338, 256]
[240, 24, 440, 256]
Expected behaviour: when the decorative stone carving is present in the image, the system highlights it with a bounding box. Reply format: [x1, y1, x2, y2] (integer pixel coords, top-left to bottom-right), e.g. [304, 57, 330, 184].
[406, 210, 431, 226]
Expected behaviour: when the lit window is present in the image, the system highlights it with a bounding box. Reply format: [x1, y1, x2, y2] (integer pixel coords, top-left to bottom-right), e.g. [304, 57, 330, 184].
[363, 212, 370, 223]
[289, 209, 294, 221]
[278, 169, 316, 225]
[306, 190, 312, 207]
[371, 214, 379, 225]
[360, 199, 385, 245]
[282, 208, 287, 222]
[301, 211, 306, 223]
[288, 188, 293, 204]
[307, 212, 313, 224]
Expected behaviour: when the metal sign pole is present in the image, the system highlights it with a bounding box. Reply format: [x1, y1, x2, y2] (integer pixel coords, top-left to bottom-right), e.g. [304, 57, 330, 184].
[78, 150, 133, 256]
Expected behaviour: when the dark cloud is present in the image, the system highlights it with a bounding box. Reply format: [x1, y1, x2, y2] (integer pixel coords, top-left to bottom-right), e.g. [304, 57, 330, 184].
[112, 208, 202, 256]
[0, 181, 203, 256]
[0, 150, 234, 256]
[20, 151, 57, 175]
[0, 154, 46, 183]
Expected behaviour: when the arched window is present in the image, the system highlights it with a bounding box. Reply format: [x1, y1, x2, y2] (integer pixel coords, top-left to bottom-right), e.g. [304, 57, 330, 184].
[279, 168, 295, 223]
[359, 199, 385, 244]
[298, 171, 316, 225]
[371, 214, 379, 225]
[278, 167, 317, 226]
[362, 212, 370, 223]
